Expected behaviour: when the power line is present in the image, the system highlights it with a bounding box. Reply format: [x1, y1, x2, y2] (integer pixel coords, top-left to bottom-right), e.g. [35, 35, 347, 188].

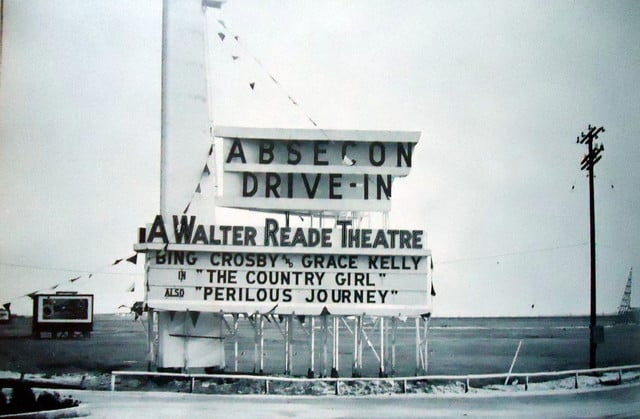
[437, 242, 589, 265]
[0, 261, 141, 277]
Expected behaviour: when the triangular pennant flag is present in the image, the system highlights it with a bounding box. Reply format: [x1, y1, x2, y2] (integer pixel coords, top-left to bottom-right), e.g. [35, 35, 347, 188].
[126, 254, 138, 264]
[431, 283, 437, 297]
[88, 274, 93, 279]
[430, 257, 434, 270]
[51, 284, 59, 290]
[113, 258, 123, 265]
[265, 304, 279, 315]
[3, 303, 11, 311]
[234, 35, 239, 41]
[70, 276, 81, 283]
[208, 145, 213, 156]
[189, 311, 200, 328]
[183, 202, 191, 214]
[169, 311, 176, 322]
[249, 82, 255, 90]
[217, 32, 226, 41]
[195, 183, 201, 193]
[232, 55, 239, 61]
[203, 164, 210, 176]
[126, 283, 135, 292]
[217, 19, 226, 28]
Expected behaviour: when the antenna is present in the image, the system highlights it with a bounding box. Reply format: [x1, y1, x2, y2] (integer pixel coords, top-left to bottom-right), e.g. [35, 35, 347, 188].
[618, 268, 633, 315]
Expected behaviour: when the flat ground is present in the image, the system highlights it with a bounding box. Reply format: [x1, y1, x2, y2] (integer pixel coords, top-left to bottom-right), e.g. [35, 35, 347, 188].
[62, 384, 640, 418]
[0, 315, 638, 377]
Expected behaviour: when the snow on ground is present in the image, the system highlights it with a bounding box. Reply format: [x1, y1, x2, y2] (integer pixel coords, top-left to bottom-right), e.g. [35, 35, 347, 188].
[2, 370, 639, 395]
[49, 383, 640, 419]
[2, 371, 640, 418]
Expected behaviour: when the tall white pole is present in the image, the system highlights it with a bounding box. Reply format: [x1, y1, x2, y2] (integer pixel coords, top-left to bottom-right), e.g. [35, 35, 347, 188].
[0, 0, 4, 90]
[159, 0, 170, 216]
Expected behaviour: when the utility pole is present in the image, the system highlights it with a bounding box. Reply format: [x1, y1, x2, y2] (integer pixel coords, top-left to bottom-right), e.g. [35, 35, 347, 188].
[576, 124, 605, 369]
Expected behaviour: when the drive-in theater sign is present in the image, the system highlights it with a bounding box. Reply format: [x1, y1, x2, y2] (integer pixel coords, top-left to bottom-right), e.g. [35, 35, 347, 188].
[135, 0, 432, 377]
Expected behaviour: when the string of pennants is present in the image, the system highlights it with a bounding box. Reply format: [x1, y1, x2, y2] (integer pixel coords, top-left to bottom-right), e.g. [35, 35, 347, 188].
[182, 144, 214, 215]
[213, 17, 321, 128]
[1, 253, 141, 307]
[210, 12, 387, 193]
[179, 12, 351, 215]
[168, 310, 202, 328]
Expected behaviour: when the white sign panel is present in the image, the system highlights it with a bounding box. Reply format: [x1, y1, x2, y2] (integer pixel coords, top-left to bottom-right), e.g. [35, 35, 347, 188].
[214, 126, 421, 213]
[146, 267, 429, 316]
[137, 215, 432, 316]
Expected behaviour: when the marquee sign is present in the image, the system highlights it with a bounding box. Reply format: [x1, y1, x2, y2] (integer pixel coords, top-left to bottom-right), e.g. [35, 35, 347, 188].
[145, 255, 429, 316]
[214, 126, 421, 213]
[136, 215, 427, 254]
[135, 215, 432, 316]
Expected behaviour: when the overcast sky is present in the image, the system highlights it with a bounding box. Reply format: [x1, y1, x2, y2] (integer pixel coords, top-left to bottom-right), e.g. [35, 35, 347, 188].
[1, 0, 639, 317]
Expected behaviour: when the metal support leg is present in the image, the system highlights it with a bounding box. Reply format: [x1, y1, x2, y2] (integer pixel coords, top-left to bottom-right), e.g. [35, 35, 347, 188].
[391, 317, 397, 376]
[259, 314, 264, 374]
[322, 315, 328, 377]
[352, 316, 360, 377]
[290, 315, 294, 375]
[331, 316, 340, 377]
[233, 313, 239, 372]
[183, 309, 189, 373]
[147, 310, 155, 371]
[308, 317, 315, 378]
[379, 317, 385, 377]
[284, 316, 290, 375]
[253, 315, 259, 373]
[284, 315, 293, 375]
[423, 316, 429, 373]
[415, 317, 421, 375]
[358, 315, 364, 374]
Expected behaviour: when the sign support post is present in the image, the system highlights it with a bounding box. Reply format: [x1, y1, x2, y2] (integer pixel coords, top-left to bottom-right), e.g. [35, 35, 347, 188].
[423, 316, 429, 373]
[322, 314, 328, 377]
[352, 317, 360, 377]
[233, 313, 239, 372]
[331, 316, 340, 377]
[252, 316, 259, 373]
[308, 317, 315, 378]
[415, 317, 421, 374]
[379, 317, 385, 377]
[391, 317, 398, 376]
